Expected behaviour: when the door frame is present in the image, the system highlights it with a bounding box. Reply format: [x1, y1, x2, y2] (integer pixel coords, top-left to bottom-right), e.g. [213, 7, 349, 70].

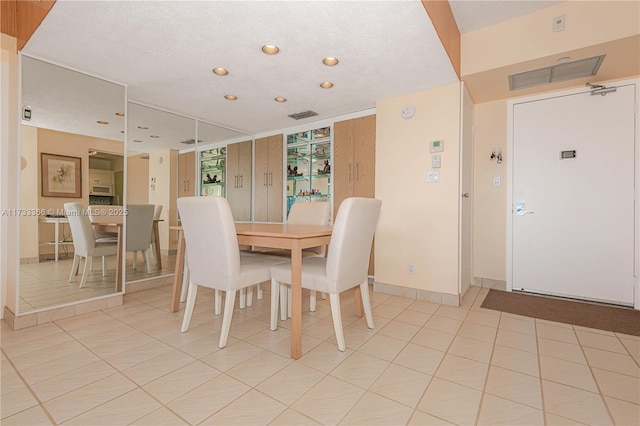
[506, 78, 639, 309]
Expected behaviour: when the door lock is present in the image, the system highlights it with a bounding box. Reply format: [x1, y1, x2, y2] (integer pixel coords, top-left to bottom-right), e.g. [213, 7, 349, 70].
[516, 201, 534, 215]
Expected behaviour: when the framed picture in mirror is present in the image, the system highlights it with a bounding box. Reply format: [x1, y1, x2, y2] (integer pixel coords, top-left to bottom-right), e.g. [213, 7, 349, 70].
[41, 153, 82, 197]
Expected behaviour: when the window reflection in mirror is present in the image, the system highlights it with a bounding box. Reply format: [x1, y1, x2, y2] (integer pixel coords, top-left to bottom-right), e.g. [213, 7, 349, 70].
[19, 55, 125, 314]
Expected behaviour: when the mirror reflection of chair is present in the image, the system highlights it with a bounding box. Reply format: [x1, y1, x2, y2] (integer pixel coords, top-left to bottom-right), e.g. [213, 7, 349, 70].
[278, 201, 331, 320]
[177, 196, 286, 348]
[64, 202, 118, 288]
[126, 204, 155, 274]
[150, 204, 163, 266]
[270, 197, 382, 351]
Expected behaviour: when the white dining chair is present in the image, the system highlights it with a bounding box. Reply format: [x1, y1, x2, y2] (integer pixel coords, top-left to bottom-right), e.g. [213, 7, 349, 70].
[279, 201, 331, 320]
[177, 196, 287, 348]
[126, 204, 155, 273]
[65, 202, 118, 288]
[270, 197, 381, 351]
[150, 204, 163, 265]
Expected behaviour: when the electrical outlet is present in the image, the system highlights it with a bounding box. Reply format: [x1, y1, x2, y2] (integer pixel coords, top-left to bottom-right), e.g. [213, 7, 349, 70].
[407, 262, 415, 275]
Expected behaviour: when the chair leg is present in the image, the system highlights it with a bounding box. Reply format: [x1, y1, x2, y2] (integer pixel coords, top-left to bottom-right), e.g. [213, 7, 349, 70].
[257, 282, 263, 300]
[270, 278, 280, 330]
[132, 250, 137, 269]
[310, 290, 317, 312]
[219, 289, 237, 348]
[329, 293, 346, 351]
[239, 288, 246, 309]
[321, 292, 327, 300]
[102, 256, 107, 277]
[359, 281, 375, 329]
[247, 285, 253, 307]
[180, 258, 189, 303]
[69, 255, 80, 282]
[79, 257, 91, 288]
[88, 256, 93, 272]
[144, 249, 152, 274]
[287, 286, 292, 319]
[214, 289, 222, 315]
[280, 284, 288, 321]
[180, 282, 198, 333]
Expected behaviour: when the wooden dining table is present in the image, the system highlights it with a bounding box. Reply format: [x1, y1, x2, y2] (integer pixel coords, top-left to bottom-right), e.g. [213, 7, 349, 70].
[170, 222, 333, 359]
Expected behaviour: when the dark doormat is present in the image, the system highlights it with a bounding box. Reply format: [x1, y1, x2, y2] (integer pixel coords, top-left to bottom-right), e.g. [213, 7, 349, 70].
[480, 289, 640, 337]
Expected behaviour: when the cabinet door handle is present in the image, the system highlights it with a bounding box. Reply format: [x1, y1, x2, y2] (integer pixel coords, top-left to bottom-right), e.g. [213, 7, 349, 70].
[355, 163, 359, 181]
[348, 163, 352, 182]
[264, 172, 268, 187]
[269, 172, 273, 186]
[234, 175, 238, 188]
[240, 175, 243, 188]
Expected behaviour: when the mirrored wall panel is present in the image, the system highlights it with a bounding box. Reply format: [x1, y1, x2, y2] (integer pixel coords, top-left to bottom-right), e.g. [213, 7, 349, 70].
[19, 56, 125, 313]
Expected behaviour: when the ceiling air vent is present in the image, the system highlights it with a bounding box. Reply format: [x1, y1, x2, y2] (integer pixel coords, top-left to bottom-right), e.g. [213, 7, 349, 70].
[180, 139, 201, 145]
[509, 55, 606, 91]
[288, 110, 318, 120]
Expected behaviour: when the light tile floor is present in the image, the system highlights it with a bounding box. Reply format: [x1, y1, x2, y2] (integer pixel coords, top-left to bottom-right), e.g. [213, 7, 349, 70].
[2, 285, 639, 425]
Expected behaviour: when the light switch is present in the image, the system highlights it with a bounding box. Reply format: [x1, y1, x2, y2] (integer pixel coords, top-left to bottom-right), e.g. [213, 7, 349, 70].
[492, 176, 501, 187]
[431, 155, 441, 168]
[427, 171, 440, 183]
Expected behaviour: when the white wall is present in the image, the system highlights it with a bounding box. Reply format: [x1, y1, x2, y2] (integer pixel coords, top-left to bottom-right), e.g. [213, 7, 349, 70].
[375, 82, 462, 298]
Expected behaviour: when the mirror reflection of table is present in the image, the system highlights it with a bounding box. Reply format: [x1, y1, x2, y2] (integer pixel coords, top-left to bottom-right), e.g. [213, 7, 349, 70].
[39, 216, 71, 261]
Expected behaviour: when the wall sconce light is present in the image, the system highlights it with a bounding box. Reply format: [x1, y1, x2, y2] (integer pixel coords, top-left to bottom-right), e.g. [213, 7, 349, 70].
[490, 148, 503, 164]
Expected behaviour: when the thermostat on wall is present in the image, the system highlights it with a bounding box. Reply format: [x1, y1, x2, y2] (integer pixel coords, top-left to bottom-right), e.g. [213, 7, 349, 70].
[430, 139, 444, 152]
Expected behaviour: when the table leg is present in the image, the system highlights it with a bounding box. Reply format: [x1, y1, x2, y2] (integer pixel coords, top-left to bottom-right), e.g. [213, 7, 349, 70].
[115, 226, 123, 292]
[171, 230, 186, 312]
[290, 243, 303, 359]
[153, 221, 162, 271]
[54, 221, 60, 261]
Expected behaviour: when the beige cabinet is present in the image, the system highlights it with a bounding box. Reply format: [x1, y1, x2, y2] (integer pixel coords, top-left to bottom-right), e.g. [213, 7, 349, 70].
[178, 151, 195, 197]
[254, 135, 283, 222]
[334, 114, 376, 273]
[226, 140, 252, 221]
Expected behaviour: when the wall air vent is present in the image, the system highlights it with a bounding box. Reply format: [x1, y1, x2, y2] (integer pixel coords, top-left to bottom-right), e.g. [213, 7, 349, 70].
[509, 55, 606, 91]
[288, 110, 318, 120]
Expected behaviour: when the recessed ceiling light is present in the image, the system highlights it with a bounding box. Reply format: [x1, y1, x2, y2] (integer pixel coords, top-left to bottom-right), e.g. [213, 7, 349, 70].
[137, 125, 149, 130]
[150, 135, 160, 138]
[322, 57, 339, 66]
[212, 67, 229, 76]
[97, 120, 109, 125]
[320, 81, 334, 89]
[224, 95, 238, 100]
[115, 112, 124, 117]
[556, 56, 571, 64]
[274, 97, 287, 103]
[133, 140, 142, 143]
[120, 131, 124, 134]
[261, 44, 279, 55]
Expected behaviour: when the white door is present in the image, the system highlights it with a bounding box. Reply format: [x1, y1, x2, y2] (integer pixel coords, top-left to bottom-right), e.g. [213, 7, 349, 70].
[512, 84, 636, 305]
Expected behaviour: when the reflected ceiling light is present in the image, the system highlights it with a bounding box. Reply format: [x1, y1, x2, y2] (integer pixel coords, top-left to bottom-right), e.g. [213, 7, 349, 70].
[224, 94, 238, 100]
[320, 81, 334, 89]
[274, 97, 287, 103]
[261, 44, 279, 55]
[322, 57, 339, 66]
[212, 67, 229, 76]
[133, 140, 142, 143]
[556, 57, 571, 64]
[115, 112, 124, 117]
[97, 120, 109, 125]
[150, 135, 160, 138]
[137, 125, 149, 129]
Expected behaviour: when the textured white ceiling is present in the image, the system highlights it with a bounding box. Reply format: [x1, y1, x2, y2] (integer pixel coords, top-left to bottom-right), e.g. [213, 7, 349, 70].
[21, 1, 561, 148]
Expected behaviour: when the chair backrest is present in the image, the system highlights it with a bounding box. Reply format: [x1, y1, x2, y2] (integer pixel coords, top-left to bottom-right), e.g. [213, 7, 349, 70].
[177, 196, 240, 290]
[287, 201, 331, 226]
[125, 204, 155, 251]
[64, 202, 95, 256]
[153, 204, 163, 220]
[288, 201, 331, 255]
[326, 197, 382, 293]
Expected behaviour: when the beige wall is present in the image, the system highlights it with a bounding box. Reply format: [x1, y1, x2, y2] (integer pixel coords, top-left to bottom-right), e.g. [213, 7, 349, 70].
[462, 0, 640, 75]
[20, 125, 39, 260]
[1, 33, 19, 317]
[148, 150, 178, 252]
[473, 101, 507, 281]
[375, 82, 462, 297]
[126, 154, 149, 205]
